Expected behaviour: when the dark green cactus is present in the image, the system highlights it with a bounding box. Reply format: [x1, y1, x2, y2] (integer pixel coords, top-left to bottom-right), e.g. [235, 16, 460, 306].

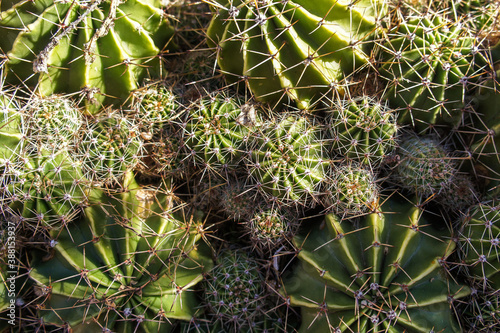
[283, 195, 469, 332]
[0, 0, 175, 113]
[206, 0, 386, 109]
[462, 288, 500, 332]
[379, 14, 488, 131]
[29, 173, 213, 331]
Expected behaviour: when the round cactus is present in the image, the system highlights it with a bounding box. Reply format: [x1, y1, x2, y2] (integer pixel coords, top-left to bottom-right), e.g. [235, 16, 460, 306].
[0, 0, 175, 113]
[458, 201, 500, 290]
[326, 96, 398, 166]
[29, 174, 213, 331]
[283, 195, 469, 332]
[4, 147, 89, 228]
[323, 161, 379, 217]
[462, 288, 500, 332]
[77, 111, 143, 185]
[203, 248, 267, 331]
[220, 179, 260, 220]
[379, 14, 488, 131]
[183, 93, 258, 173]
[24, 95, 82, 149]
[0, 89, 25, 165]
[206, 0, 386, 109]
[245, 115, 328, 206]
[391, 135, 457, 199]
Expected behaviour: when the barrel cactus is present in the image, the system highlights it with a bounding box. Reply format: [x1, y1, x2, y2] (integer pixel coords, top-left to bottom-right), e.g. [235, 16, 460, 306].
[283, 195, 469, 332]
[379, 14, 488, 131]
[206, 0, 386, 109]
[0, 0, 175, 113]
[325, 96, 398, 166]
[458, 201, 500, 290]
[30, 174, 213, 331]
[245, 115, 328, 206]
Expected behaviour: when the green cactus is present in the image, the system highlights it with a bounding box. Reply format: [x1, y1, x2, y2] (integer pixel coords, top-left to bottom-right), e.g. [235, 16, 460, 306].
[323, 161, 379, 217]
[283, 195, 469, 332]
[4, 146, 89, 229]
[391, 135, 458, 199]
[462, 288, 500, 332]
[220, 178, 259, 220]
[183, 92, 257, 173]
[246, 115, 328, 206]
[29, 173, 213, 331]
[326, 96, 398, 166]
[458, 201, 500, 290]
[379, 14, 488, 131]
[206, 0, 386, 109]
[25, 95, 82, 149]
[0, 88, 25, 166]
[0, 0, 175, 113]
[77, 111, 143, 185]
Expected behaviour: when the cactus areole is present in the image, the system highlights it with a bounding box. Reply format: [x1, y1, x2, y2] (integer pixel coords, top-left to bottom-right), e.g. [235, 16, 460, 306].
[206, 0, 384, 109]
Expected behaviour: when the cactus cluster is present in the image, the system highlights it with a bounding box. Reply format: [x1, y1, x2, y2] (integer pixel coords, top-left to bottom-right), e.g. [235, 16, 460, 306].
[4, 0, 500, 332]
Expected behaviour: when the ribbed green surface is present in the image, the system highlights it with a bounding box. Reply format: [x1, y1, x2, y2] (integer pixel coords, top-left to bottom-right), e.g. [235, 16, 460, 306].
[283, 195, 469, 332]
[207, 0, 384, 109]
[380, 15, 487, 131]
[30, 174, 213, 331]
[0, 0, 174, 113]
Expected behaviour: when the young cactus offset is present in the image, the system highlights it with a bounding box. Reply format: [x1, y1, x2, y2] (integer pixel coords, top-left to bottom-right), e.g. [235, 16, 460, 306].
[391, 135, 458, 199]
[183, 92, 258, 173]
[283, 195, 469, 332]
[0, 0, 175, 113]
[30, 174, 213, 331]
[379, 14, 488, 131]
[325, 96, 398, 166]
[245, 114, 329, 206]
[206, 0, 386, 109]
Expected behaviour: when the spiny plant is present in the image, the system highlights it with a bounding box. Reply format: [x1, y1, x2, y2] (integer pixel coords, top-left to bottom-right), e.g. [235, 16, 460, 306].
[435, 172, 479, 213]
[182, 92, 258, 174]
[0, 86, 25, 166]
[379, 13, 489, 131]
[390, 134, 458, 200]
[282, 194, 470, 332]
[220, 178, 260, 221]
[461, 288, 500, 332]
[2, 146, 89, 229]
[29, 173, 214, 332]
[0, 0, 175, 113]
[24, 95, 82, 149]
[323, 161, 379, 217]
[245, 114, 329, 207]
[325, 96, 398, 167]
[206, 0, 386, 109]
[458, 200, 500, 291]
[77, 110, 143, 185]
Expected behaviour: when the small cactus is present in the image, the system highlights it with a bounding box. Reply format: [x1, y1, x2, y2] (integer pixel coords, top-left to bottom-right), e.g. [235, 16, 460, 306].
[325, 96, 398, 166]
[245, 115, 328, 206]
[391, 135, 458, 199]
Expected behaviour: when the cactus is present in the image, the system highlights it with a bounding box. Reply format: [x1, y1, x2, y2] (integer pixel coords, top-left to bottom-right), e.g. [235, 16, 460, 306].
[3, 146, 89, 229]
[379, 14, 488, 131]
[183, 92, 257, 173]
[0, 88, 25, 166]
[77, 110, 143, 185]
[220, 178, 259, 220]
[462, 288, 500, 332]
[206, 0, 386, 109]
[29, 173, 213, 331]
[245, 115, 328, 206]
[391, 135, 458, 199]
[323, 161, 379, 217]
[24, 95, 82, 149]
[325, 96, 398, 166]
[282, 195, 469, 332]
[0, 0, 175, 113]
[458, 201, 500, 291]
